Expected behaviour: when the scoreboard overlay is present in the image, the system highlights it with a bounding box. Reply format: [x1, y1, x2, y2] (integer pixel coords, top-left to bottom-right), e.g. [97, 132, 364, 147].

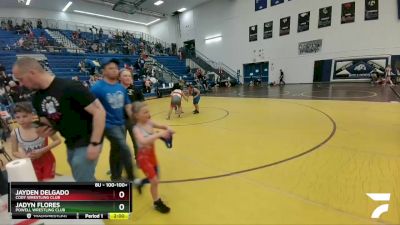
[8, 182, 132, 220]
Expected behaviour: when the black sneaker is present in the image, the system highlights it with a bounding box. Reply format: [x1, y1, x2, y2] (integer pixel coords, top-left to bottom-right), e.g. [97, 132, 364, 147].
[154, 199, 170, 214]
[193, 110, 199, 114]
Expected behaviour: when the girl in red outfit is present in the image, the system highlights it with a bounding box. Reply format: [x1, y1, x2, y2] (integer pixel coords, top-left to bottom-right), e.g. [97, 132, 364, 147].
[132, 101, 174, 214]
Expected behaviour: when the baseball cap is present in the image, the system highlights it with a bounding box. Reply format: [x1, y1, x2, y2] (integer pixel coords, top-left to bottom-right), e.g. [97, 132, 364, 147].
[101, 58, 120, 69]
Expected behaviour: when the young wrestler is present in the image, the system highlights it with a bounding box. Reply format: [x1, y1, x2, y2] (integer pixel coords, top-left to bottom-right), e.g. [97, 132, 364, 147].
[11, 103, 61, 181]
[132, 102, 174, 213]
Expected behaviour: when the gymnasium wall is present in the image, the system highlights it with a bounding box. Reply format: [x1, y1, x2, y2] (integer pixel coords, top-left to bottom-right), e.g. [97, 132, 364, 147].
[150, 0, 400, 83]
[149, 16, 180, 45]
[0, 3, 149, 34]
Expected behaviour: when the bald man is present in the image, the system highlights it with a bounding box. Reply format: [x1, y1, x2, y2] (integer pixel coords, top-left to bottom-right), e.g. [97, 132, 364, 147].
[12, 57, 106, 182]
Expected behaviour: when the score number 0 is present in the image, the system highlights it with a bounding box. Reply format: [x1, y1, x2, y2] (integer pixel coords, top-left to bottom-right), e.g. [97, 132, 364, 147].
[118, 191, 125, 211]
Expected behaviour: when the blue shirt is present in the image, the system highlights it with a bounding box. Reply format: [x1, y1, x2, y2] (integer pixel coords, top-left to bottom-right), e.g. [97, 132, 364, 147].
[91, 80, 131, 128]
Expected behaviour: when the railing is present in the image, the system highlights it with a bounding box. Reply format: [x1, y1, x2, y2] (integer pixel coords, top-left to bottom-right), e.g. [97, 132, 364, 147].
[0, 17, 171, 49]
[188, 49, 238, 82]
[148, 58, 179, 83]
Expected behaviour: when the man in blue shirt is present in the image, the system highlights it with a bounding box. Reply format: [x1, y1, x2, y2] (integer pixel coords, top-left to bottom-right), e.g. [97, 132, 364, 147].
[91, 58, 135, 181]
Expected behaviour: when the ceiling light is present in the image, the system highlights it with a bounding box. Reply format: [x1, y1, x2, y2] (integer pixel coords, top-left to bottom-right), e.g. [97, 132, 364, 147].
[146, 18, 161, 26]
[154, 1, 164, 6]
[62, 1, 73, 12]
[73, 10, 147, 25]
[205, 34, 222, 40]
[205, 37, 222, 44]
[177, 8, 187, 12]
[205, 34, 222, 44]
[25, 0, 31, 5]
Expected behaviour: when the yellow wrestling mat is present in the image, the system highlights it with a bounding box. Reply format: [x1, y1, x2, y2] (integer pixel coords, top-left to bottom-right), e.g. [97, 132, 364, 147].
[51, 97, 400, 225]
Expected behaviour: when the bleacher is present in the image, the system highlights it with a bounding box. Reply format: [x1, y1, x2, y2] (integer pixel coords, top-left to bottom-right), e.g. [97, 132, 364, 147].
[154, 56, 192, 82]
[31, 28, 54, 42]
[45, 53, 138, 79]
[59, 29, 109, 43]
[0, 51, 17, 75]
[0, 28, 56, 51]
[0, 29, 20, 50]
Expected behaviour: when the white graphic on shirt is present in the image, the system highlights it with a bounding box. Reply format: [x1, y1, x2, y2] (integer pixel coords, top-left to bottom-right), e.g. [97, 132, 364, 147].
[41, 96, 60, 114]
[40, 96, 62, 123]
[106, 91, 125, 109]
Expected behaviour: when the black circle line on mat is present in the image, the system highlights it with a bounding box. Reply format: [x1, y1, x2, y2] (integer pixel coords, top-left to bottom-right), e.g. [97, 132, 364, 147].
[151, 107, 230, 126]
[160, 102, 336, 184]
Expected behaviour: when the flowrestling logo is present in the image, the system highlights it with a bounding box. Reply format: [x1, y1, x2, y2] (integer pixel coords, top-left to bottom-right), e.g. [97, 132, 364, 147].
[366, 193, 391, 219]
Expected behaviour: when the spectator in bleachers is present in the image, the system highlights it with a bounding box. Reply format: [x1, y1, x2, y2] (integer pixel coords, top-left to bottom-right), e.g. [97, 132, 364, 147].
[27, 21, 33, 29]
[15, 23, 22, 34]
[38, 33, 48, 48]
[144, 78, 151, 93]
[99, 28, 103, 39]
[28, 29, 35, 40]
[72, 31, 78, 40]
[124, 63, 133, 72]
[21, 19, 27, 29]
[7, 20, 13, 31]
[138, 53, 146, 68]
[0, 72, 11, 91]
[149, 76, 158, 87]
[0, 86, 9, 106]
[91, 26, 98, 37]
[17, 37, 24, 47]
[0, 20, 6, 30]
[37, 19, 43, 29]
[178, 49, 182, 60]
[89, 27, 94, 36]
[78, 60, 87, 74]
[8, 81, 19, 103]
[91, 43, 98, 53]
[23, 26, 30, 35]
[88, 75, 97, 87]
[0, 65, 6, 81]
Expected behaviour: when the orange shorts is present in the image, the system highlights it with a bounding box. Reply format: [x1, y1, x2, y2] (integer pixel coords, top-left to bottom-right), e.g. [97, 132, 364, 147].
[137, 147, 158, 179]
[32, 151, 56, 181]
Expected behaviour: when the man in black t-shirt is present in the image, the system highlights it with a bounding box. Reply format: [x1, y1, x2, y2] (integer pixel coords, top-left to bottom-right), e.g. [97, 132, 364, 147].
[12, 57, 106, 182]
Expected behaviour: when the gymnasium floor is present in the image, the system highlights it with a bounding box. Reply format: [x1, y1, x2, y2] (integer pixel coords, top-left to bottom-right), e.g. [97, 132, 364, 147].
[4, 83, 400, 224]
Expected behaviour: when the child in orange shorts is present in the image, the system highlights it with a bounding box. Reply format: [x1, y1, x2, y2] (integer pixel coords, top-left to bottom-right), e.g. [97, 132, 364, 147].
[11, 103, 61, 181]
[132, 101, 174, 214]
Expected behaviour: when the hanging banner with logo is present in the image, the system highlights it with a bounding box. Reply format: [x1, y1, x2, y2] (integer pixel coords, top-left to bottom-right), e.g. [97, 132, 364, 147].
[341, 2, 355, 24]
[333, 57, 388, 80]
[263, 21, 273, 39]
[299, 39, 322, 55]
[280, 17, 290, 36]
[318, 6, 332, 28]
[271, 0, 284, 6]
[298, 11, 310, 32]
[255, 0, 267, 11]
[249, 25, 258, 42]
[365, 0, 379, 20]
